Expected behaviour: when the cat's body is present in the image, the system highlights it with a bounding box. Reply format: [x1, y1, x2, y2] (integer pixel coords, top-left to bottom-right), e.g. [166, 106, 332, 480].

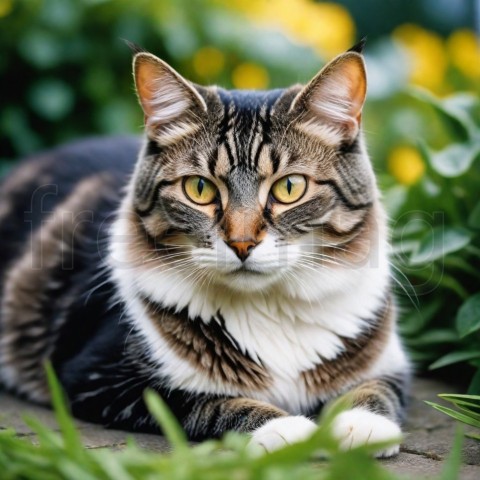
[0, 44, 409, 456]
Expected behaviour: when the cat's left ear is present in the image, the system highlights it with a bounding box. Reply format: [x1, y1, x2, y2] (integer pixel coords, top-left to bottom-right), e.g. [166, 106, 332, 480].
[290, 47, 367, 145]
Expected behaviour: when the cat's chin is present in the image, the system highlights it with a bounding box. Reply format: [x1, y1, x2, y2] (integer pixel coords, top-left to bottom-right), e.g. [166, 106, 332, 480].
[215, 268, 282, 292]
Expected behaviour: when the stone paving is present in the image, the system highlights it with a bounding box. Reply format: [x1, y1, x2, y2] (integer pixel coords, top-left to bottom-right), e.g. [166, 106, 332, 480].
[1, 376, 479, 479]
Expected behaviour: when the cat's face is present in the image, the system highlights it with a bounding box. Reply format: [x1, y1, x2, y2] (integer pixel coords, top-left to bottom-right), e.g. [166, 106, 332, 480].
[124, 46, 379, 293]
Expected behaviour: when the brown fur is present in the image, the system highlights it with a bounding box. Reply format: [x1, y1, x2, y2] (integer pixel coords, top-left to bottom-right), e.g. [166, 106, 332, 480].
[0, 174, 115, 402]
[349, 378, 402, 421]
[301, 298, 393, 398]
[184, 396, 287, 439]
[143, 298, 272, 391]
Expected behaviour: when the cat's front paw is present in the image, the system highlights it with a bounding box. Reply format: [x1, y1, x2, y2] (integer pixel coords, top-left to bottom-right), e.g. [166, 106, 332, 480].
[249, 416, 317, 454]
[331, 407, 402, 458]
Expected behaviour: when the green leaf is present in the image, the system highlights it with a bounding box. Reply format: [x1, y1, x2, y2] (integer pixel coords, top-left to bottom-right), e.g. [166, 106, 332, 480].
[404, 328, 457, 347]
[22, 415, 64, 449]
[144, 389, 188, 452]
[428, 143, 480, 178]
[94, 454, 135, 480]
[455, 405, 480, 422]
[469, 201, 480, 229]
[439, 393, 480, 409]
[429, 351, 480, 370]
[45, 362, 84, 454]
[408, 88, 473, 140]
[426, 402, 480, 428]
[456, 293, 480, 338]
[399, 298, 444, 336]
[410, 226, 472, 265]
[439, 427, 464, 480]
[468, 369, 480, 395]
[442, 93, 479, 116]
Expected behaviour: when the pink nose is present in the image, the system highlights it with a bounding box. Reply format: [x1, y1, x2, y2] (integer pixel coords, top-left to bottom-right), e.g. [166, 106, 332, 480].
[228, 239, 257, 262]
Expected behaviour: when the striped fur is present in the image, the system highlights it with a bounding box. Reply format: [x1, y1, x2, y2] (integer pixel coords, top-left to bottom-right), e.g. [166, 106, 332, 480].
[0, 45, 409, 456]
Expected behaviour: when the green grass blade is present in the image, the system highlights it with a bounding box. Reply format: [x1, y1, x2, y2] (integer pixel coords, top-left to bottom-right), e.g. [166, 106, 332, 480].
[453, 405, 480, 422]
[143, 389, 188, 452]
[438, 393, 480, 413]
[327, 449, 398, 480]
[439, 427, 464, 480]
[56, 458, 99, 480]
[320, 393, 354, 429]
[22, 415, 64, 449]
[426, 401, 480, 428]
[45, 361, 84, 454]
[437, 396, 480, 412]
[94, 452, 136, 480]
[250, 431, 322, 467]
[438, 394, 480, 402]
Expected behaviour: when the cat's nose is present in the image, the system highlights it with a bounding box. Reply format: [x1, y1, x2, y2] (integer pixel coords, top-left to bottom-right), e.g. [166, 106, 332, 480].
[227, 239, 257, 262]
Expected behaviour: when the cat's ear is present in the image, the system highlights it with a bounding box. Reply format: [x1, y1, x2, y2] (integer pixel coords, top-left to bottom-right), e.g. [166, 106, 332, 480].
[291, 50, 367, 145]
[133, 52, 207, 143]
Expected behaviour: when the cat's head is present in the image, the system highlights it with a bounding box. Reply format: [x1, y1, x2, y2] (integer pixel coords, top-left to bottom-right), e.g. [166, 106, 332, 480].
[114, 43, 385, 297]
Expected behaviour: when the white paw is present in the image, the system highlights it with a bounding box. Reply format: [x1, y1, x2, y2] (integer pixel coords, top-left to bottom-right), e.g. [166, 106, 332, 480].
[249, 416, 317, 453]
[331, 408, 402, 458]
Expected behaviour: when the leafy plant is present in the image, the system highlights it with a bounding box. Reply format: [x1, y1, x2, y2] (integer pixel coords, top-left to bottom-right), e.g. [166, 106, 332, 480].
[0, 0, 322, 162]
[391, 89, 480, 392]
[427, 394, 480, 441]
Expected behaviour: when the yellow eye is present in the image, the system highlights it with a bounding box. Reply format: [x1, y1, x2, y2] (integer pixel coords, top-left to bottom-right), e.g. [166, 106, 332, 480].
[271, 175, 307, 204]
[183, 176, 218, 205]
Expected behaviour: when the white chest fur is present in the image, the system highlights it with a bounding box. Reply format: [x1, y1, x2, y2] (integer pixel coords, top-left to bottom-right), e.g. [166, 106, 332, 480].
[111, 211, 400, 413]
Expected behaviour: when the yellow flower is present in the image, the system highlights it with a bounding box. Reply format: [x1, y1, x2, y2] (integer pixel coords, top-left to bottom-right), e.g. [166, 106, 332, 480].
[447, 29, 480, 79]
[193, 47, 225, 79]
[393, 24, 447, 93]
[232, 63, 269, 89]
[229, 0, 355, 58]
[388, 146, 425, 185]
[0, 0, 13, 17]
[301, 2, 355, 57]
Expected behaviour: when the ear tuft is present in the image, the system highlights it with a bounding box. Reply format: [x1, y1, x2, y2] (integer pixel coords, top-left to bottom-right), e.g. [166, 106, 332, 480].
[123, 39, 145, 55]
[348, 37, 367, 54]
[133, 52, 207, 144]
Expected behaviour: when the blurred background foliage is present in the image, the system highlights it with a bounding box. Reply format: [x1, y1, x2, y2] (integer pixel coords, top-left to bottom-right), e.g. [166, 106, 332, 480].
[0, 0, 480, 390]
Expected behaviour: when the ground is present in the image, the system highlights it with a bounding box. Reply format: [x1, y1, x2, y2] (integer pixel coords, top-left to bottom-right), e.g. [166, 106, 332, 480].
[0, 377, 479, 479]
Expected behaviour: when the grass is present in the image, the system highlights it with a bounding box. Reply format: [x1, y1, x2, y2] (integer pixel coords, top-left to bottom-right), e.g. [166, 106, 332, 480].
[0, 364, 464, 480]
[427, 393, 480, 441]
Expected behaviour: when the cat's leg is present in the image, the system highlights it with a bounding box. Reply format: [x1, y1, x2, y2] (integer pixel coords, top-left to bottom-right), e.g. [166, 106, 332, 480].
[60, 352, 317, 449]
[68, 374, 317, 450]
[330, 375, 407, 458]
[181, 396, 317, 451]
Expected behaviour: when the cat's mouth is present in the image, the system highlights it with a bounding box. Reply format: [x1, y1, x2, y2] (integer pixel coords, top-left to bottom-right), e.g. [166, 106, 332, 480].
[219, 264, 281, 292]
[231, 265, 265, 275]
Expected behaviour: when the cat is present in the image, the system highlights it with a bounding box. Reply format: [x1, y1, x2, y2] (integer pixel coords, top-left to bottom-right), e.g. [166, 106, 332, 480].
[0, 40, 409, 457]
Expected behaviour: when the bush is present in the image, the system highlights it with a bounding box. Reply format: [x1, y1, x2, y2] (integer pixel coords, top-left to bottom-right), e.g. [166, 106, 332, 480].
[391, 89, 480, 393]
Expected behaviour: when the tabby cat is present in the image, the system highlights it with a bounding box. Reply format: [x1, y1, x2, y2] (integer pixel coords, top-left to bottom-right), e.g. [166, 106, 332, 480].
[0, 41, 409, 456]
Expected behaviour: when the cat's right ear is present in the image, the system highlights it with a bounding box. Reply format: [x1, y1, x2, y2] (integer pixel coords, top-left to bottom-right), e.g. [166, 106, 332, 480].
[133, 52, 207, 144]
